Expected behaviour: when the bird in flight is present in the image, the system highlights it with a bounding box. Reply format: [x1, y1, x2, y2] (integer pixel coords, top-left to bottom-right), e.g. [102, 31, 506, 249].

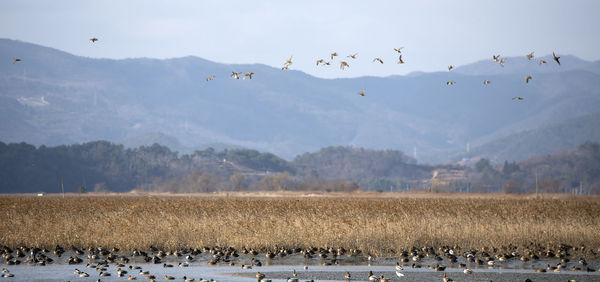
[330, 52, 338, 60]
[483, 80, 491, 85]
[12, 58, 21, 64]
[243, 72, 254, 80]
[493, 55, 500, 62]
[316, 59, 325, 66]
[340, 61, 349, 70]
[499, 58, 505, 67]
[397, 55, 404, 64]
[358, 88, 366, 96]
[89, 38, 98, 43]
[512, 96, 524, 100]
[448, 65, 454, 71]
[323, 61, 331, 66]
[525, 75, 532, 83]
[553, 52, 561, 65]
[525, 52, 534, 60]
[394, 47, 404, 53]
[243, 71, 254, 79]
[539, 59, 547, 65]
[282, 55, 293, 70]
[347, 53, 358, 59]
[206, 75, 215, 81]
[230, 72, 241, 79]
[373, 57, 384, 64]
[446, 81, 455, 85]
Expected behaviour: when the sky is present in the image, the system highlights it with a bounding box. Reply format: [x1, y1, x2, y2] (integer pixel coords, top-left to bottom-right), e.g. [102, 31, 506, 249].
[1, 0, 600, 78]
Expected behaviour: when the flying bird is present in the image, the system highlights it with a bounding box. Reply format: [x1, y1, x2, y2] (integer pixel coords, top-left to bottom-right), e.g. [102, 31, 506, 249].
[230, 72, 241, 79]
[330, 52, 338, 60]
[448, 65, 454, 71]
[539, 59, 547, 65]
[553, 52, 561, 65]
[282, 55, 293, 69]
[323, 61, 331, 66]
[316, 59, 325, 66]
[525, 51, 534, 60]
[499, 58, 505, 67]
[446, 81, 455, 85]
[397, 55, 404, 64]
[512, 96, 524, 100]
[243, 72, 254, 80]
[373, 57, 384, 64]
[206, 75, 215, 81]
[483, 80, 491, 85]
[12, 58, 21, 64]
[394, 47, 404, 53]
[525, 75, 532, 83]
[347, 53, 358, 59]
[340, 61, 349, 70]
[493, 55, 500, 62]
[89, 38, 98, 43]
[358, 88, 366, 96]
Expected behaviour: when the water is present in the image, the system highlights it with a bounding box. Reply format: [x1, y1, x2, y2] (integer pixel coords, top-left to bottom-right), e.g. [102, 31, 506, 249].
[1, 252, 599, 281]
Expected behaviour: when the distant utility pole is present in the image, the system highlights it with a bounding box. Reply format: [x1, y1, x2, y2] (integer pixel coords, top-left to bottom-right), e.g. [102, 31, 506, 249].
[61, 178, 65, 199]
[535, 170, 539, 198]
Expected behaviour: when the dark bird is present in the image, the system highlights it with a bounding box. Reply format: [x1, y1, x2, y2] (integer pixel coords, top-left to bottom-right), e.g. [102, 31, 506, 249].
[397, 55, 404, 64]
[446, 81, 455, 85]
[483, 80, 491, 85]
[448, 65, 454, 71]
[512, 96, 524, 100]
[394, 47, 404, 53]
[316, 59, 325, 66]
[525, 75, 532, 83]
[539, 59, 547, 65]
[206, 75, 215, 81]
[553, 52, 561, 65]
[347, 53, 358, 59]
[330, 52, 338, 60]
[12, 58, 21, 64]
[358, 88, 366, 96]
[231, 72, 241, 79]
[493, 54, 500, 62]
[89, 38, 98, 43]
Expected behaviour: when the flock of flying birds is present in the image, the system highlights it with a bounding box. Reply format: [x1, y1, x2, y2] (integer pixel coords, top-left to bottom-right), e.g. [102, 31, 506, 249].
[11, 37, 562, 101]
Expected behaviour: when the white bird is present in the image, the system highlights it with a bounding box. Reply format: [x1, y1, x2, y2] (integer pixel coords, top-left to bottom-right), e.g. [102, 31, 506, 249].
[395, 262, 403, 271]
[463, 268, 473, 274]
[396, 270, 405, 277]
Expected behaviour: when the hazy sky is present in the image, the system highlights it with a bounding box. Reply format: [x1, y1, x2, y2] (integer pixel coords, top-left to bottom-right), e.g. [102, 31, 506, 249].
[1, 0, 599, 78]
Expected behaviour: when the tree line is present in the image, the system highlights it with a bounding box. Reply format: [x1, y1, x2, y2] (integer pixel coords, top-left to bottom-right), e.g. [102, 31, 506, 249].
[1, 140, 599, 194]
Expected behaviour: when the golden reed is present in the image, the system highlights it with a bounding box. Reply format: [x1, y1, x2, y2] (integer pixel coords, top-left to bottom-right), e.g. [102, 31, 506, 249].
[1, 193, 599, 255]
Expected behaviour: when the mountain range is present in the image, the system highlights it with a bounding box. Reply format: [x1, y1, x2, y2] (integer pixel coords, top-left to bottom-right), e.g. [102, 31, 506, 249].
[1, 38, 599, 163]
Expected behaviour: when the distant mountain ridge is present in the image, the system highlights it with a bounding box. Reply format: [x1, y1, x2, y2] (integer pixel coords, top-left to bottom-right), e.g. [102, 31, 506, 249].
[1, 38, 600, 163]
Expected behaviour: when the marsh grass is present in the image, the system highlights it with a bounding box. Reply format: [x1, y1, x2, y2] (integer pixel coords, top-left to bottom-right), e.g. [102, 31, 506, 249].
[1, 193, 599, 255]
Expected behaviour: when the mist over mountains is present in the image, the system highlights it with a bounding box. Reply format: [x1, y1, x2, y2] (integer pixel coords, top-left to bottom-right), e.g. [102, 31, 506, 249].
[1, 38, 599, 163]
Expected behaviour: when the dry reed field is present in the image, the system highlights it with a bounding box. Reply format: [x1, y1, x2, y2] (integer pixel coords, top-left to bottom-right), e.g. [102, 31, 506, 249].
[1, 193, 599, 256]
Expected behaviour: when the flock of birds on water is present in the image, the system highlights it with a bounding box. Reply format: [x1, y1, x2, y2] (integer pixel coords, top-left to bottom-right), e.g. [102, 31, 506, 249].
[9, 37, 564, 102]
[0, 243, 597, 281]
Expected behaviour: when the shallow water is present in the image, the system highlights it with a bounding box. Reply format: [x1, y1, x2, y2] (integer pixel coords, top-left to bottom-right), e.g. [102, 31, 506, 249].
[1, 252, 599, 281]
